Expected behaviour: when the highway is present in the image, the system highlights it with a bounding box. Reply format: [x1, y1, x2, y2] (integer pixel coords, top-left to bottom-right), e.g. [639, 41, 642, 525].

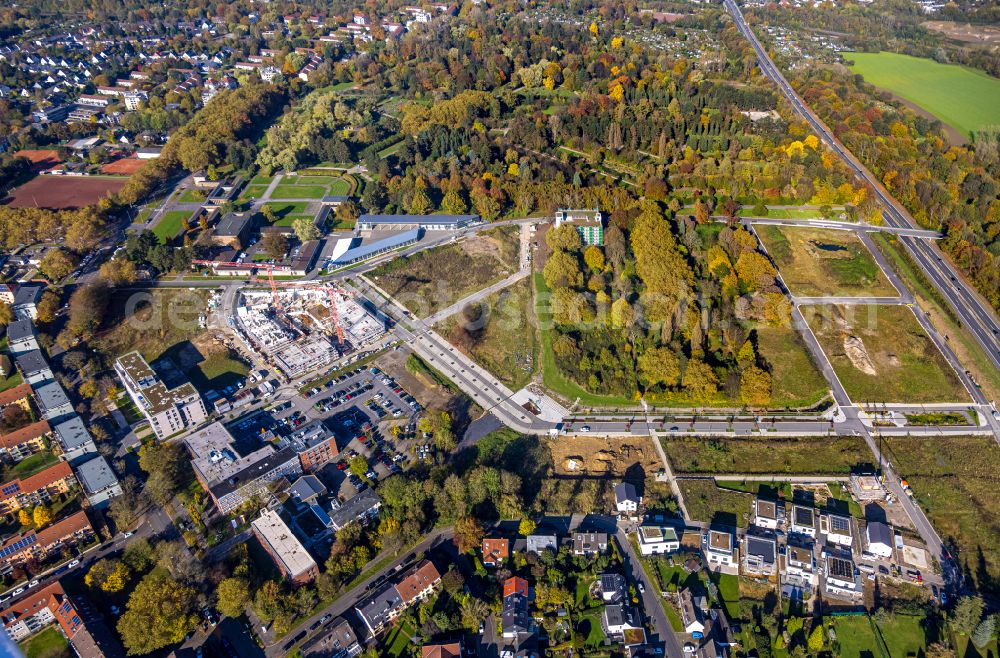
[723, 0, 1000, 395]
[723, 0, 980, 589]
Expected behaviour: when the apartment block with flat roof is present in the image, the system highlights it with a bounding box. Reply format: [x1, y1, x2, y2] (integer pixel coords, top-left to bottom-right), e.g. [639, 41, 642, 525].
[115, 351, 207, 439]
[251, 508, 318, 584]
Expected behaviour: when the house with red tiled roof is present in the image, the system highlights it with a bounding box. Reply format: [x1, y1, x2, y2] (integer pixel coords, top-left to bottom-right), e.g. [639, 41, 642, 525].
[503, 576, 528, 599]
[0, 462, 76, 515]
[0, 510, 94, 568]
[0, 419, 52, 462]
[0, 384, 33, 410]
[395, 560, 441, 606]
[482, 537, 509, 567]
[422, 642, 461, 658]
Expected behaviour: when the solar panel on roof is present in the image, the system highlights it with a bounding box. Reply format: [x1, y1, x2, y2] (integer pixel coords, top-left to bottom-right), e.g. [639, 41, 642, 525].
[828, 557, 854, 579]
[830, 515, 851, 532]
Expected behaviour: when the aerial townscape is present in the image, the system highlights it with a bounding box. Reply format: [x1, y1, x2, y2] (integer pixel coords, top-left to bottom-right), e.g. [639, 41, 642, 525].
[0, 0, 999, 657]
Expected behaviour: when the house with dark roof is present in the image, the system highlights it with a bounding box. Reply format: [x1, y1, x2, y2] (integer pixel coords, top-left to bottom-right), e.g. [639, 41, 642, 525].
[328, 489, 381, 531]
[289, 474, 327, 503]
[599, 573, 626, 603]
[572, 532, 608, 557]
[354, 583, 403, 637]
[53, 416, 98, 465]
[12, 284, 42, 320]
[74, 456, 122, 508]
[743, 533, 777, 576]
[16, 350, 53, 384]
[790, 505, 816, 538]
[525, 533, 557, 555]
[6, 319, 39, 355]
[614, 482, 641, 515]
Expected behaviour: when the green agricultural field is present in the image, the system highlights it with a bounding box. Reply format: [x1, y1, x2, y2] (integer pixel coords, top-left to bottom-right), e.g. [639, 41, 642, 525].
[884, 435, 1000, 591]
[804, 304, 968, 403]
[662, 435, 871, 475]
[755, 326, 829, 408]
[757, 225, 898, 297]
[845, 51, 1000, 138]
[152, 211, 190, 243]
[436, 276, 538, 390]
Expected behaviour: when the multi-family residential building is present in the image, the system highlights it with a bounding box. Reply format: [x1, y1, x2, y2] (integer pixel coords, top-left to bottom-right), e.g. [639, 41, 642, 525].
[115, 352, 207, 439]
[0, 580, 125, 657]
[0, 461, 77, 514]
[6, 319, 40, 355]
[251, 508, 319, 585]
[554, 209, 603, 245]
[52, 416, 98, 465]
[33, 381, 74, 423]
[328, 489, 381, 531]
[282, 419, 339, 471]
[0, 419, 51, 462]
[395, 560, 441, 607]
[74, 456, 122, 508]
[790, 505, 817, 538]
[325, 617, 361, 657]
[0, 385, 33, 414]
[12, 284, 42, 319]
[0, 510, 94, 572]
[355, 582, 403, 637]
[501, 576, 531, 639]
[636, 525, 680, 556]
[16, 350, 53, 385]
[706, 528, 735, 568]
[753, 497, 783, 530]
[186, 422, 301, 513]
[743, 533, 777, 576]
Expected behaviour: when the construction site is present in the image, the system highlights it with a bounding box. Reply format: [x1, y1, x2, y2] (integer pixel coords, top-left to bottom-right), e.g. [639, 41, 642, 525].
[232, 284, 387, 379]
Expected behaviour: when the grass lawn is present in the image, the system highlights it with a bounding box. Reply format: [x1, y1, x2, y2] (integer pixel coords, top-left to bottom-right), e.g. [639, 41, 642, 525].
[662, 435, 871, 475]
[533, 273, 637, 407]
[378, 140, 405, 158]
[709, 572, 740, 620]
[757, 207, 826, 219]
[678, 479, 755, 526]
[2, 451, 59, 481]
[0, 371, 24, 393]
[755, 326, 829, 409]
[115, 395, 144, 425]
[274, 214, 313, 227]
[382, 619, 416, 658]
[845, 51, 1000, 137]
[20, 625, 71, 658]
[833, 613, 931, 658]
[884, 435, 1000, 591]
[578, 608, 608, 648]
[871, 232, 1000, 401]
[270, 183, 326, 199]
[804, 304, 968, 403]
[263, 201, 310, 218]
[328, 177, 352, 195]
[369, 226, 519, 317]
[435, 276, 538, 390]
[250, 174, 274, 186]
[240, 184, 269, 200]
[152, 211, 191, 244]
[756, 225, 898, 297]
[135, 208, 153, 223]
[186, 351, 249, 392]
[176, 188, 207, 203]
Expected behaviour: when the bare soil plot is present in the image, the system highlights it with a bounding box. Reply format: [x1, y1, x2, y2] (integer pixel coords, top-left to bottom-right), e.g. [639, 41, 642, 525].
[548, 434, 661, 478]
[756, 225, 897, 297]
[922, 21, 1000, 45]
[100, 158, 146, 175]
[803, 304, 968, 403]
[3, 175, 125, 209]
[369, 226, 519, 317]
[13, 149, 62, 170]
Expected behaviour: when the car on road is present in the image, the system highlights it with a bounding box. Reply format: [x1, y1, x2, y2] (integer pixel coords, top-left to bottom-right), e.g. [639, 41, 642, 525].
[28, 580, 39, 588]
[11, 588, 24, 596]
[68, 559, 80, 568]
[319, 614, 331, 625]
[580, 425, 591, 432]
[637, 582, 645, 594]
[123, 531, 134, 538]
[684, 643, 696, 653]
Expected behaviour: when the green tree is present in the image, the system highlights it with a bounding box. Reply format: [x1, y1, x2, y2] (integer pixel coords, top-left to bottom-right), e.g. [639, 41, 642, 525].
[32, 504, 52, 528]
[807, 624, 825, 652]
[453, 515, 484, 554]
[67, 281, 110, 338]
[40, 248, 79, 282]
[408, 188, 432, 215]
[262, 232, 289, 260]
[441, 189, 468, 214]
[546, 224, 582, 251]
[682, 359, 718, 403]
[349, 455, 370, 479]
[952, 596, 985, 635]
[583, 246, 605, 272]
[518, 518, 536, 536]
[216, 578, 251, 618]
[117, 572, 198, 655]
[0, 302, 12, 328]
[543, 250, 582, 289]
[293, 217, 321, 242]
[638, 347, 681, 388]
